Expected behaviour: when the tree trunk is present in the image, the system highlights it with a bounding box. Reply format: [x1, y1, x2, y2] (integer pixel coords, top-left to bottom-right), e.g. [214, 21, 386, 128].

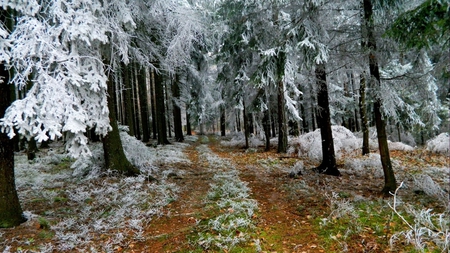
[271, 113, 276, 138]
[263, 109, 271, 151]
[154, 68, 170, 144]
[27, 138, 38, 160]
[186, 103, 192, 135]
[314, 63, 340, 176]
[220, 106, 226, 136]
[138, 67, 150, 143]
[363, 0, 397, 195]
[132, 65, 141, 140]
[122, 63, 135, 136]
[103, 72, 139, 176]
[359, 74, 370, 155]
[276, 52, 288, 153]
[165, 81, 172, 138]
[150, 69, 157, 140]
[236, 110, 241, 132]
[0, 21, 26, 226]
[171, 74, 184, 142]
[243, 101, 249, 149]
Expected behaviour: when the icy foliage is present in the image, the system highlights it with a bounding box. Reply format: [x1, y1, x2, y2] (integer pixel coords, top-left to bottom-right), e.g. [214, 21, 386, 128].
[71, 130, 190, 178]
[325, 192, 357, 220]
[426, 133, 449, 154]
[289, 125, 416, 162]
[389, 141, 415, 151]
[413, 175, 449, 210]
[389, 183, 450, 252]
[342, 154, 384, 179]
[220, 132, 264, 148]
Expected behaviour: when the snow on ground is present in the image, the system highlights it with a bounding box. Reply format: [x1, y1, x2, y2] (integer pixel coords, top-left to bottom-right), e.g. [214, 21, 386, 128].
[9, 132, 190, 252]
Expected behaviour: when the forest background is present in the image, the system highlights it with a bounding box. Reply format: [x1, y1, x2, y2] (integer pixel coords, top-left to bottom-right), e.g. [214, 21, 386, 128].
[0, 0, 449, 252]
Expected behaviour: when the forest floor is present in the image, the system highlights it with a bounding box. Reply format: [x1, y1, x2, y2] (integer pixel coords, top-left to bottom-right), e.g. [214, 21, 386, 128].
[1, 134, 449, 253]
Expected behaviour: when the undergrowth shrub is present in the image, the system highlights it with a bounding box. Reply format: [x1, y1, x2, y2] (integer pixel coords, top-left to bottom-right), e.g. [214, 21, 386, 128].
[389, 182, 450, 252]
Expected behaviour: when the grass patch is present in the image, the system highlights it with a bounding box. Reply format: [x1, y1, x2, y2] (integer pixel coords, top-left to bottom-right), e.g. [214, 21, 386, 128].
[313, 194, 448, 252]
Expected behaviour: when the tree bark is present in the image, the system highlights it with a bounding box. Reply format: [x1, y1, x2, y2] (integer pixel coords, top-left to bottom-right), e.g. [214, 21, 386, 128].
[263, 109, 271, 151]
[359, 74, 370, 155]
[0, 18, 26, 226]
[171, 74, 184, 142]
[186, 103, 192, 135]
[122, 63, 135, 136]
[243, 101, 249, 149]
[276, 52, 288, 153]
[220, 106, 226, 136]
[154, 68, 170, 144]
[314, 63, 340, 176]
[363, 0, 397, 195]
[138, 67, 150, 143]
[27, 138, 38, 160]
[150, 69, 157, 139]
[165, 81, 172, 138]
[132, 65, 141, 140]
[103, 72, 139, 176]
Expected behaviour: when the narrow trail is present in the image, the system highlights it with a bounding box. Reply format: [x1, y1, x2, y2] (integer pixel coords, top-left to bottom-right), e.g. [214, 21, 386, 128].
[136, 138, 214, 252]
[210, 143, 323, 253]
[137, 136, 323, 252]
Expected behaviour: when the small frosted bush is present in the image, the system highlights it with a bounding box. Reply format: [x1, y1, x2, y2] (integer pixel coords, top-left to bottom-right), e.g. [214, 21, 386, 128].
[289, 126, 361, 161]
[426, 133, 449, 154]
[389, 183, 450, 252]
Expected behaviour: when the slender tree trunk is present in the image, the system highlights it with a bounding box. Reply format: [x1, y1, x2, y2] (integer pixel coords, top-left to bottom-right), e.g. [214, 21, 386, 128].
[138, 67, 150, 143]
[359, 74, 370, 155]
[27, 138, 38, 160]
[165, 81, 172, 138]
[236, 109, 241, 132]
[314, 63, 340, 176]
[276, 52, 288, 153]
[186, 103, 192, 135]
[363, 0, 397, 195]
[243, 101, 249, 149]
[154, 68, 170, 144]
[171, 74, 184, 142]
[263, 109, 271, 151]
[0, 38, 26, 227]
[103, 71, 139, 176]
[132, 65, 141, 140]
[150, 69, 157, 140]
[220, 106, 226, 136]
[122, 63, 135, 136]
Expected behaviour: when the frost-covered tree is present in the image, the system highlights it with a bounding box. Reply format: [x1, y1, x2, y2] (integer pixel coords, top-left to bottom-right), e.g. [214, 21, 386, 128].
[0, 7, 25, 228]
[362, 0, 397, 194]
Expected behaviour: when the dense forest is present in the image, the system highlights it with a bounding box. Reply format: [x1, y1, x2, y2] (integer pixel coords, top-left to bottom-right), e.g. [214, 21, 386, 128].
[0, 0, 449, 252]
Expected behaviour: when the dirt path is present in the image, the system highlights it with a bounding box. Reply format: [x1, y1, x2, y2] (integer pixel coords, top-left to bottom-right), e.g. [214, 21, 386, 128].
[210, 143, 324, 253]
[137, 136, 324, 253]
[135, 138, 215, 252]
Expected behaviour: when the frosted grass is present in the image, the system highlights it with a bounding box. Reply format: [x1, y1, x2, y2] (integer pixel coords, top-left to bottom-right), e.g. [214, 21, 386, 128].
[194, 144, 258, 252]
[8, 131, 187, 251]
